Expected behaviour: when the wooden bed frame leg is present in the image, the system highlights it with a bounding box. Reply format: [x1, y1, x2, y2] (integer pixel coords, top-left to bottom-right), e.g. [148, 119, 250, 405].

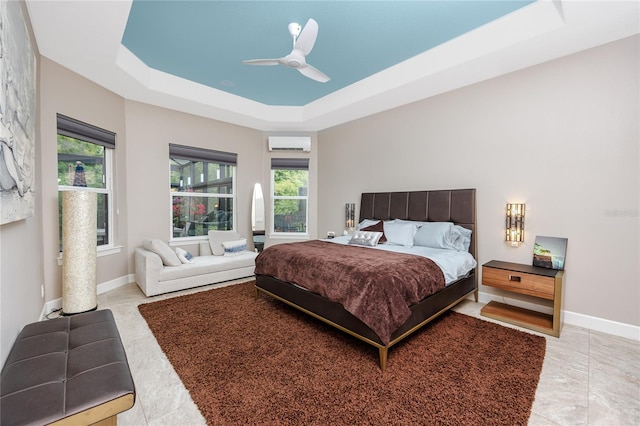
[474, 289, 479, 303]
[379, 347, 388, 372]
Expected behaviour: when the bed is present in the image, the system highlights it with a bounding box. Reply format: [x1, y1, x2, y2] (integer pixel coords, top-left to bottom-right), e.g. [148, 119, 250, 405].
[254, 189, 477, 371]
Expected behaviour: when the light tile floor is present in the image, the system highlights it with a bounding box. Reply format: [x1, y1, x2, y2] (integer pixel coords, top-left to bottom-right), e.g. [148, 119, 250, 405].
[100, 280, 640, 425]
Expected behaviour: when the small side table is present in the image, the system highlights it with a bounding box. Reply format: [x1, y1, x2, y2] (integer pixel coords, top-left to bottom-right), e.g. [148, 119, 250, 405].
[480, 260, 564, 337]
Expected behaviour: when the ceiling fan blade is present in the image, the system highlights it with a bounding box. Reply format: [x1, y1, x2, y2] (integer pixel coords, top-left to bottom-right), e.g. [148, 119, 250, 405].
[242, 59, 280, 66]
[298, 64, 330, 83]
[294, 18, 318, 56]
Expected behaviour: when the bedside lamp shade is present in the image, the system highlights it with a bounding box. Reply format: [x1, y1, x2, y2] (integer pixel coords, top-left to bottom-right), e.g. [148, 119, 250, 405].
[506, 203, 525, 246]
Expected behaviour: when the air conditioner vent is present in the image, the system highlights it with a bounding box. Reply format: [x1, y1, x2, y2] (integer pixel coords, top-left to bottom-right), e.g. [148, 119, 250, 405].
[268, 136, 311, 152]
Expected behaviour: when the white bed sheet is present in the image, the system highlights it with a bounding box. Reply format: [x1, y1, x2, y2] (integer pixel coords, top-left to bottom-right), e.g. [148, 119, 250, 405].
[324, 235, 477, 285]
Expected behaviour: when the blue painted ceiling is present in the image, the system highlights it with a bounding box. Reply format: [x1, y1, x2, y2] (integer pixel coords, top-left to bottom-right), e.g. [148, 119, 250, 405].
[122, 1, 534, 106]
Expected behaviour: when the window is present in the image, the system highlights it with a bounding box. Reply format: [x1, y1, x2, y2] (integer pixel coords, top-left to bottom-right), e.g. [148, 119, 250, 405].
[57, 114, 115, 251]
[271, 158, 309, 234]
[170, 144, 237, 239]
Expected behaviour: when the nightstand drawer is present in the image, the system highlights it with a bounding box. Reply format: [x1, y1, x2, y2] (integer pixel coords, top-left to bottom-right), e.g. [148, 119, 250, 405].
[482, 265, 554, 300]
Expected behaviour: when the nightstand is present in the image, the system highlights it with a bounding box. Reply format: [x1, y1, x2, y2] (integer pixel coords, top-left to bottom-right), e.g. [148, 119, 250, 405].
[480, 260, 564, 337]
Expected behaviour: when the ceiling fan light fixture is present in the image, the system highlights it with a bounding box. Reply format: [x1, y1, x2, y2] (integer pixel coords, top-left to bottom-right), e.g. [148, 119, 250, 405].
[288, 22, 301, 39]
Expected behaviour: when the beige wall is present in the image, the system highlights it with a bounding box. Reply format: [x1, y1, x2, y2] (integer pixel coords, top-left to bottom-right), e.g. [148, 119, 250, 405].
[318, 35, 640, 327]
[39, 58, 128, 301]
[123, 100, 264, 256]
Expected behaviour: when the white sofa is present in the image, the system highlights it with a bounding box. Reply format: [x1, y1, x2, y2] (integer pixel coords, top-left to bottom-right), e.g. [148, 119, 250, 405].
[135, 231, 258, 297]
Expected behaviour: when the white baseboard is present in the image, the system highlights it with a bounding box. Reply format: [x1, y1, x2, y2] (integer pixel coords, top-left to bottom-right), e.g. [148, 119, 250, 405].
[97, 274, 135, 294]
[563, 310, 640, 341]
[39, 274, 135, 321]
[40, 299, 62, 321]
[475, 291, 640, 342]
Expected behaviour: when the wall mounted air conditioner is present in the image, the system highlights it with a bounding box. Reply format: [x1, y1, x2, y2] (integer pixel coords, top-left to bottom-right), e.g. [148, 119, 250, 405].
[268, 136, 311, 152]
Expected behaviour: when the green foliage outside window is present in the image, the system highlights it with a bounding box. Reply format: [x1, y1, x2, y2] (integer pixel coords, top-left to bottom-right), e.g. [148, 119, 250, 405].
[273, 169, 308, 233]
[57, 135, 105, 188]
[273, 169, 308, 214]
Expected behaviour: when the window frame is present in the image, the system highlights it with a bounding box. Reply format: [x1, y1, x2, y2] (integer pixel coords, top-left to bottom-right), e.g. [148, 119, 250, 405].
[56, 114, 115, 254]
[169, 144, 238, 242]
[270, 158, 309, 237]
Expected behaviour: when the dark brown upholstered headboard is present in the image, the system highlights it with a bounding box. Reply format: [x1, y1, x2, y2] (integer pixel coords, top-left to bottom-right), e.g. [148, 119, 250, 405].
[359, 189, 477, 259]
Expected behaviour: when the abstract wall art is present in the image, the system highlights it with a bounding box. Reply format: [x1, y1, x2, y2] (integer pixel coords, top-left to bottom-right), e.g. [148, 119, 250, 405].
[0, 1, 36, 224]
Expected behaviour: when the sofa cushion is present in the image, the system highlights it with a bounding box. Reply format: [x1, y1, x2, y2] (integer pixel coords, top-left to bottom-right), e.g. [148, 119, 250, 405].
[143, 239, 181, 266]
[199, 241, 213, 256]
[208, 230, 241, 256]
[158, 252, 257, 282]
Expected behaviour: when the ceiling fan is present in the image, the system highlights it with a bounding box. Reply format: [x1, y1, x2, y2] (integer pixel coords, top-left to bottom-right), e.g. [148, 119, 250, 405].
[242, 18, 330, 83]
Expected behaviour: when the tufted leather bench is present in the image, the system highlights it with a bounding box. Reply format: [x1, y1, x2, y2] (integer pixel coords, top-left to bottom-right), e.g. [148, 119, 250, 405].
[1, 309, 135, 425]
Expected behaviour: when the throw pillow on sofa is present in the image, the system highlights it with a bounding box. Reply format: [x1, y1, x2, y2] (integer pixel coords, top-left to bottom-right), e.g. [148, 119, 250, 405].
[208, 230, 242, 256]
[175, 247, 194, 264]
[143, 239, 181, 266]
[222, 239, 247, 256]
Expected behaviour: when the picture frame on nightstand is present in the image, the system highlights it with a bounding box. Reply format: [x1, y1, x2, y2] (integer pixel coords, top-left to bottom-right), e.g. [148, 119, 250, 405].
[533, 236, 568, 270]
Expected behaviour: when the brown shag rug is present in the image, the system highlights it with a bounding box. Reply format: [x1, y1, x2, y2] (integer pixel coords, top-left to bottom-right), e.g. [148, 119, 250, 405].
[138, 281, 546, 425]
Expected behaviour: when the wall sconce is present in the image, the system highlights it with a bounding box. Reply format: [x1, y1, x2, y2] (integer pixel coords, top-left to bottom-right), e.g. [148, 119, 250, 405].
[345, 203, 355, 232]
[506, 203, 525, 247]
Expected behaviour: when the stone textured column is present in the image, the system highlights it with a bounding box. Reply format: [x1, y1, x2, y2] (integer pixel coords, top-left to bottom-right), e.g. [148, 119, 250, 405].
[62, 191, 97, 315]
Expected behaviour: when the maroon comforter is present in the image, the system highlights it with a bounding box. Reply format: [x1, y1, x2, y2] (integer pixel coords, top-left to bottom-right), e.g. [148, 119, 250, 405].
[254, 240, 445, 344]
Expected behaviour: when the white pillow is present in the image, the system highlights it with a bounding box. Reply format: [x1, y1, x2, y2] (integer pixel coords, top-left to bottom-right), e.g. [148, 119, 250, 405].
[383, 222, 417, 247]
[208, 230, 242, 256]
[413, 222, 454, 249]
[394, 219, 430, 228]
[143, 239, 181, 266]
[175, 247, 194, 264]
[222, 238, 247, 256]
[348, 231, 383, 247]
